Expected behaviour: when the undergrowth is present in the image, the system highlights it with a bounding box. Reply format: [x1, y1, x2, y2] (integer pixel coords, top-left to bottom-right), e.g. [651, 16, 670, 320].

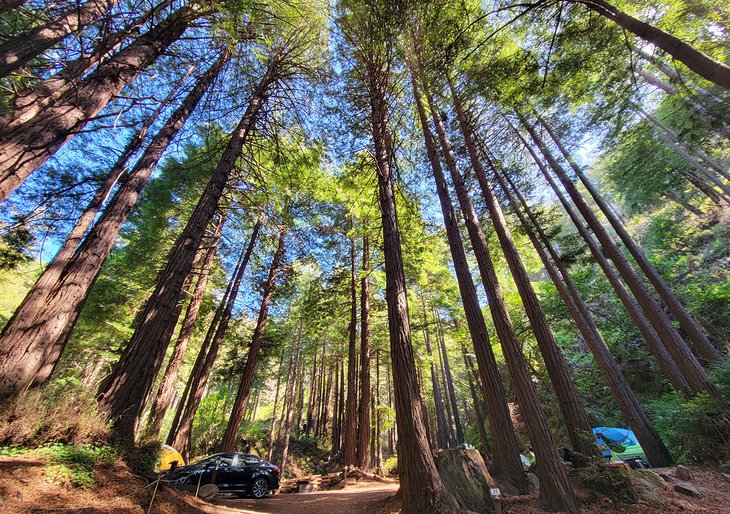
[0, 380, 109, 446]
[0, 443, 119, 488]
[572, 460, 637, 503]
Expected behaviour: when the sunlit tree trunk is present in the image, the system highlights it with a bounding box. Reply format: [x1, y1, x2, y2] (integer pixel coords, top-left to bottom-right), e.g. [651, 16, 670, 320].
[520, 114, 725, 406]
[413, 76, 528, 491]
[0, 52, 227, 397]
[0, 4, 199, 202]
[433, 77, 578, 512]
[365, 54, 463, 512]
[97, 52, 282, 441]
[356, 234, 372, 468]
[421, 301, 449, 450]
[435, 309, 463, 444]
[145, 216, 222, 438]
[276, 321, 302, 471]
[572, 0, 730, 90]
[539, 115, 725, 362]
[170, 217, 261, 458]
[0, 0, 122, 77]
[220, 227, 286, 451]
[453, 98, 596, 458]
[510, 121, 691, 394]
[2, 0, 175, 131]
[496, 168, 673, 467]
[343, 235, 359, 467]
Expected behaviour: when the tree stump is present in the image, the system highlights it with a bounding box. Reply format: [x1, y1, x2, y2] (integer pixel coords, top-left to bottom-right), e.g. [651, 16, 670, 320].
[434, 448, 496, 513]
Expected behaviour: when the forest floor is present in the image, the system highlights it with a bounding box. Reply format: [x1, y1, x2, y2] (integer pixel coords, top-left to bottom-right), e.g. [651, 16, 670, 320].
[2, 451, 730, 514]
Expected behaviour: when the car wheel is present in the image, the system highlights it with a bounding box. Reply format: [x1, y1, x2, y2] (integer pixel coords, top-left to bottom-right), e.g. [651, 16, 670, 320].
[251, 477, 269, 498]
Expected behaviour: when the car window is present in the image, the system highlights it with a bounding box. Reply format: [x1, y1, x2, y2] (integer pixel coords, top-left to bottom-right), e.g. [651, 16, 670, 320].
[217, 455, 234, 467]
[239, 455, 264, 466]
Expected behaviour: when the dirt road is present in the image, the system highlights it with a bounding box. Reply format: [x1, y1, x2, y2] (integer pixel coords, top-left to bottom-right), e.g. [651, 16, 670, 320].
[207, 482, 400, 514]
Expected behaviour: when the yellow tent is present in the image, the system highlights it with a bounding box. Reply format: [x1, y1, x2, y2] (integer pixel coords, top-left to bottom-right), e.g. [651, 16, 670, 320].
[159, 444, 185, 471]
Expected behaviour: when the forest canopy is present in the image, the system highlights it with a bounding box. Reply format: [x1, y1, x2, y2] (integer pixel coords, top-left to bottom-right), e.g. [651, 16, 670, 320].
[0, 0, 728, 512]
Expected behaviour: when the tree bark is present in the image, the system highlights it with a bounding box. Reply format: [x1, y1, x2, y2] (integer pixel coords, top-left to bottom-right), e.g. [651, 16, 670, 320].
[520, 113, 725, 406]
[343, 235, 359, 467]
[220, 227, 286, 452]
[539, 114, 725, 363]
[144, 217, 222, 439]
[2, 0, 175, 132]
[331, 356, 341, 456]
[509, 119, 691, 394]
[574, 0, 730, 90]
[356, 234, 372, 469]
[374, 347, 383, 470]
[435, 310, 463, 445]
[170, 216, 261, 457]
[366, 56, 462, 513]
[434, 311, 456, 447]
[433, 77, 579, 512]
[0, 51, 227, 397]
[0, 0, 122, 77]
[97, 51, 281, 442]
[421, 300, 449, 450]
[462, 346, 491, 455]
[454, 99, 596, 458]
[0, 4, 199, 203]
[415, 76, 541, 495]
[275, 320, 302, 471]
[497, 168, 673, 467]
[267, 344, 287, 462]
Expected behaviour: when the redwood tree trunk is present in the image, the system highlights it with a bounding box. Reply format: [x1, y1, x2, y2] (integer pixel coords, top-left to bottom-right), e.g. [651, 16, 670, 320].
[0, 0, 122, 77]
[574, 0, 730, 90]
[509, 120, 691, 394]
[520, 113, 725, 407]
[2, 0, 175, 132]
[0, 4, 199, 202]
[435, 310, 463, 444]
[430, 76, 578, 512]
[97, 51, 282, 441]
[451, 95, 595, 458]
[171, 218, 260, 457]
[267, 345, 286, 461]
[412, 76, 527, 493]
[356, 234, 372, 469]
[145, 217, 222, 439]
[220, 228, 286, 452]
[497, 168, 673, 467]
[331, 356, 341, 456]
[366, 59, 462, 513]
[539, 115, 724, 363]
[0, 52, 228, 397]
[275, 321, 302, 471]
[421, 302, 449, 450]
[343, 236, 359, 467]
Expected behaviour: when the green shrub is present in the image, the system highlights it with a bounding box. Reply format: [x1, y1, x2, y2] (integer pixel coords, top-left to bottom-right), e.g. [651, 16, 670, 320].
[382, 456, 398, 476]
[648, 391, 730, 464]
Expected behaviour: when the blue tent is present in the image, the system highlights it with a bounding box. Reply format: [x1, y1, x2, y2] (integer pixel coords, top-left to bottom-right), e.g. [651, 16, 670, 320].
[593, 427, 646, 463]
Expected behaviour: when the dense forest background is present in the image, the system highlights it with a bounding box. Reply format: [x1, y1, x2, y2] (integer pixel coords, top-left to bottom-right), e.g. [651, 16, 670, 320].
[0, 0, 728, 512]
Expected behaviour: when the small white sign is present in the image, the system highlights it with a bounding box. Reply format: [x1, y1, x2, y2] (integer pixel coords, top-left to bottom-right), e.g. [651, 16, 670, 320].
[490, 487, 501, 497]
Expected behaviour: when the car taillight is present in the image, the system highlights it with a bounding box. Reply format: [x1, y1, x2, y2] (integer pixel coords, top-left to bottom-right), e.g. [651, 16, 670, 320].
[273, 467, 280, 474]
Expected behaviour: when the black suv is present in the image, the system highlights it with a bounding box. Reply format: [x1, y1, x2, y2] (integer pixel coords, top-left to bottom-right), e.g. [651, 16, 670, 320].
[163, 452, 280, 498]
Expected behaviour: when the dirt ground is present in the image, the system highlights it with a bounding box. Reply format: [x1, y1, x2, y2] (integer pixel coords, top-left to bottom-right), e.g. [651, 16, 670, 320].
[4, 452, 730, 514]
[212, 482, 400, 514]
